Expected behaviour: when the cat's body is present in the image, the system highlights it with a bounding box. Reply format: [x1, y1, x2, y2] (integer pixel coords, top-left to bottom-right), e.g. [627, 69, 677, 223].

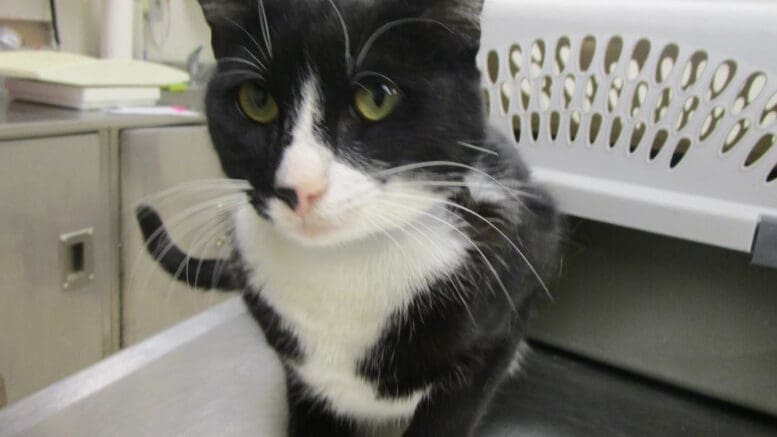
[138, 1, 560, 435]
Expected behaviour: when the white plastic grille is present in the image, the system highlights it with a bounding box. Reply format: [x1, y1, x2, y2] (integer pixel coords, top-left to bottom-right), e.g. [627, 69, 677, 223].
[479, 0, 777, 252]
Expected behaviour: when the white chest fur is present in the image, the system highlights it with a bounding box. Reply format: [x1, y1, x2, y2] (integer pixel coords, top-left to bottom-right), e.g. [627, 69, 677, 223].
[234, 205, 469, 420]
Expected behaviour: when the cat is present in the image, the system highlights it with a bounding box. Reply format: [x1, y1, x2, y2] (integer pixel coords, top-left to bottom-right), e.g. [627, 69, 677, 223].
[136, 0, 560, 435]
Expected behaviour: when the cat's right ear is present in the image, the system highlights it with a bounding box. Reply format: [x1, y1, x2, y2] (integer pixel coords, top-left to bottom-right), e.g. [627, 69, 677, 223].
[196, 0, 256, 58]
[197, 0, 253, 26]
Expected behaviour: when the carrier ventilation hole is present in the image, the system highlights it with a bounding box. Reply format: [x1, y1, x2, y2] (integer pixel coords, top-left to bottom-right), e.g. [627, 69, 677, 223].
[732, 72, 766, 114]
[604, 36, 623, 75]
[700, 106, 725, 141]
[487, 50, 499, 83]
[520, 78, 531, 110]
[500, 82, 511, 114]
[630, 122, 646, 153]
[745, 134, 775, 167]
[628, 39, 651, 80]
[656, 44, 679, 83]
[509, 44, 522, 77]
[760, 92, 777, 127]
[555, 37, 571, 75]
[563, 75, 576, 109]
[631, 81, 648, 117]
[584, 76, 599, 112]
[670, 138, 692, 168]
[550, 111, 561, 141]
[708, 60, 737, 101]
[590, 113, 603, 144]
[723, 119, 750, 154]
[570, 111, 582, 141]
[681, 51, 708, 90]
[541, 76, 553, 111]
[531, 112, 541, 141]
[650, 129, 669, 160]
[531, 40, 546, 77]
[607, 77, 624, 113]
[768, 163, 777, 183]
[610, 117, 623, 148]
[675, 96, 700, 131]
[579, 35, 596, 72]
[512, 115, 521, 143]
[654, 88, 674, 123]
[482, 89, 490, 116]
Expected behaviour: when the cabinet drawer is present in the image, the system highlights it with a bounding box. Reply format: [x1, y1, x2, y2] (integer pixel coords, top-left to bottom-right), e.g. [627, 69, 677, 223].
[120, 126, 233, 346]
[0, 133, 112, 404]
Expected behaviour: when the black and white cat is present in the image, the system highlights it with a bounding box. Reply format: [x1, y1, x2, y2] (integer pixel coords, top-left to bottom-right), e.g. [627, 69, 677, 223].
[137, 0, 560, 435]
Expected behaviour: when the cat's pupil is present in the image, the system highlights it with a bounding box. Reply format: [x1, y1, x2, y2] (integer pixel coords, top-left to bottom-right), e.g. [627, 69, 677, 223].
[250, 87, 269, 107]
[371, 85, 388, 107]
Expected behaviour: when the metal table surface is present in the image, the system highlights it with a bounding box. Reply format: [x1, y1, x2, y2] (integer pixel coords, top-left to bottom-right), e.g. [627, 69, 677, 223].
[1, 297, 775, 437]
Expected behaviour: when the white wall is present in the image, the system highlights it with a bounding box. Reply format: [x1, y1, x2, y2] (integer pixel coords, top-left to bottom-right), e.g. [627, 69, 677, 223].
[142, 0, 214, 63]
[0, 0, 213, 63]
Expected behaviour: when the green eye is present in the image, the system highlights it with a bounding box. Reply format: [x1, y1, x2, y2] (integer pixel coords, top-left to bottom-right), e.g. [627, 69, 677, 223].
[238, 82, 279, 123]
[354, 80, 402, 121]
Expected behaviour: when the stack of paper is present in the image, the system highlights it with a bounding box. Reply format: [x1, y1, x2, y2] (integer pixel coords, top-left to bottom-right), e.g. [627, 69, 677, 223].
[0, 51, 190, 109]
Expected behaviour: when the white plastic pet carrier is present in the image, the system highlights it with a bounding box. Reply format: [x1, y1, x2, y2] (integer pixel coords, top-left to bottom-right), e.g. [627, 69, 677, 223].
[479, 0, 777, 264]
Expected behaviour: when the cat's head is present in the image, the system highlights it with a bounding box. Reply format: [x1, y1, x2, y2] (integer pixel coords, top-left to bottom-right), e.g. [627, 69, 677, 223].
[197, 0, 489, 246]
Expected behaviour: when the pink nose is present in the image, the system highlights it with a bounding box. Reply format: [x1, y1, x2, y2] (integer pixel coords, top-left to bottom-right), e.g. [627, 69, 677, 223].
[274, 183, 327, 216]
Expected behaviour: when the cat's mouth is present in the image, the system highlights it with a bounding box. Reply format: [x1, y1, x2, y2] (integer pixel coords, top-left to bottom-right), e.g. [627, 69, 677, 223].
[295, 219, 338, 238]
[267, 199, 351, 245]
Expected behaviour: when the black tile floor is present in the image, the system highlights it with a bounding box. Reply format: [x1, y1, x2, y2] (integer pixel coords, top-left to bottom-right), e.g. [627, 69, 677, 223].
[477, 342, 777, 437]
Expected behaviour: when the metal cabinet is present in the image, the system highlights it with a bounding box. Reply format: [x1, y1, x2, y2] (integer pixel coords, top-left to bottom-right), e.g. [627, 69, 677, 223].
[120, 126, 233, 346]
[0, 133, 116, 404]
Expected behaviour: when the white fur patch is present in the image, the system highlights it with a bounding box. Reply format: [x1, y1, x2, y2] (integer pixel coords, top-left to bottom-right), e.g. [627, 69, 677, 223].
[464, 171, 509, 204]
[234, 204, 470, 421]
[275, 77, 332, 196]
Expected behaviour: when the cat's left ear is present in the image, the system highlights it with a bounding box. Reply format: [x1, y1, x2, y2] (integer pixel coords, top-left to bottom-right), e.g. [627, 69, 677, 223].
[423, 0, 485, 46]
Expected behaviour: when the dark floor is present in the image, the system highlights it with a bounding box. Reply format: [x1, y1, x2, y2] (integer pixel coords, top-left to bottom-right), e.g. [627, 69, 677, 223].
[477, 342, 777, 437]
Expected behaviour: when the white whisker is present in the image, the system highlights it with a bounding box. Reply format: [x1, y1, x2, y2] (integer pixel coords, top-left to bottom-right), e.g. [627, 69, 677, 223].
[257, 0, 273, 58]
[129, 179, 250, 211]
[240, 46, 267, 71]
[129, 194, 246, 295]
[224, 16, 269, 60]
[324, 0, 353, 72]
[218, 57, 264, 73]
[136, 204, 238, 299]
[457, 141, 499, 156]
[356, 18, 454, 67]
[377, 207, 478, 326]
[375, 161, 527, 205]
[378, 198, 516, 311]
[174, 213, 234, 292]
[384, 191, 551, 299]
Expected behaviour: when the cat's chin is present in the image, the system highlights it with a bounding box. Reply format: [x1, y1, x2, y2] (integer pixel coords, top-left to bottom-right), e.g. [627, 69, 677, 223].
[278, 223, 353, 247]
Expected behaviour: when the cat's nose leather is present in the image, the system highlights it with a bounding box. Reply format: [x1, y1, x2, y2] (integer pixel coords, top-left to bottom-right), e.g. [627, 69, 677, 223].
[275, 183, 327, 216]
[274, 187, 299, 211]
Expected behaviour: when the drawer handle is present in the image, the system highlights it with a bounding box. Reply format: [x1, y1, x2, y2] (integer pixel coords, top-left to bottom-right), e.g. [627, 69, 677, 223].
[59, 228, 94, 290]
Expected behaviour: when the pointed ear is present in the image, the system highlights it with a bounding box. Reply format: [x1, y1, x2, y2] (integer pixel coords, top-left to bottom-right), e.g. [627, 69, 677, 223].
[197, 0, 253, 27]
[195, 0, 258, 59]
[423, 0, 485, 44]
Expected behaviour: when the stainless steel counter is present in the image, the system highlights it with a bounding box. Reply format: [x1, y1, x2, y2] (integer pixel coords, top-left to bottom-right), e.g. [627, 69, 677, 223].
[0, 97, 205, 140]
[2, 296, 776, 437]
[0, 298, 288, 437]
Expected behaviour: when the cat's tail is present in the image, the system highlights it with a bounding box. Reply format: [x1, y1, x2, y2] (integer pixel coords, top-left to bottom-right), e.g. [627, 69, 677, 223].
[135, 205, 239, 291]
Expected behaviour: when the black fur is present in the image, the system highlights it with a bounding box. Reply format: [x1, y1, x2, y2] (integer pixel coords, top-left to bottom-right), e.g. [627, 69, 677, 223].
[137, 1, 561, 436]
[201, 0, 489, 214]
[136, 205, 239, 291]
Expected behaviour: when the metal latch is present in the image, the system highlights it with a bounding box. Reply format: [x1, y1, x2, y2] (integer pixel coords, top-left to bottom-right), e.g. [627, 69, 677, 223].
[752, 217, 777, 269]
[59, 228, 95, 290]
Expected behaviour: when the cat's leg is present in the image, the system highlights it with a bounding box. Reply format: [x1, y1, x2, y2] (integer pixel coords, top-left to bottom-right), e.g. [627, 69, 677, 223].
[285, 371, 356, 437]
[401, 339, 518, 437]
